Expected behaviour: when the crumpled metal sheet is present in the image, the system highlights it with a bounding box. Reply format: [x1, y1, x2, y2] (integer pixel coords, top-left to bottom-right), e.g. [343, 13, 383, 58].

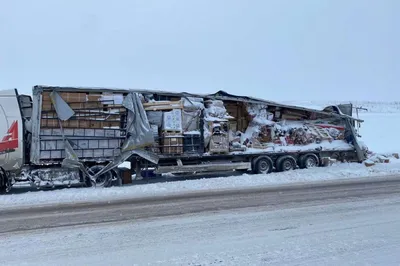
[61, 92, 159, 185]
[49, 91, 75, 121]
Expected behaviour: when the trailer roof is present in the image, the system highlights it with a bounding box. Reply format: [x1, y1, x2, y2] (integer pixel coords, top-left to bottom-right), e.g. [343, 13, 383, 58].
[33, 85, 363, 122]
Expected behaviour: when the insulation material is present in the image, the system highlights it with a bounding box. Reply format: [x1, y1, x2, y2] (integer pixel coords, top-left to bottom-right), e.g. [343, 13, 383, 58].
[327, 127, 342, 140]
[246, 103, 274, 126]
[182, 110, 201, 132]
[162, 109, 182, 132]
[100, 94, 124, 105]
[204, 100, 233, 121]
[241, 126, 261, 146]
[146, 111, 163, 127]
[240, 103, 275, 146]
[182, 97, 205, 110]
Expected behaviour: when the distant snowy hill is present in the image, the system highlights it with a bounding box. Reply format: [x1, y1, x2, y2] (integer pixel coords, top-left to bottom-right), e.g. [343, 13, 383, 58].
[282, 101, 400, 113]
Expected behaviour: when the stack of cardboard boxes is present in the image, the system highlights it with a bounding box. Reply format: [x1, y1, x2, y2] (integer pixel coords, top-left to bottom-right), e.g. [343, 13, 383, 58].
[40, 92, 125, 129]
[39, 91, 127, 160]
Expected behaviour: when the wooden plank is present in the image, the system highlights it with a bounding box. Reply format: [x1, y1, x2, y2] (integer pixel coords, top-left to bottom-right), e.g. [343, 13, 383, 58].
[144, 105, 183, 111]
[143, 101, 182, 107]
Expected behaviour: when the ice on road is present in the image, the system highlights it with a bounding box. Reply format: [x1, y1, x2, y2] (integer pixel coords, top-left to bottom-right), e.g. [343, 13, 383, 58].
[2, 196, 400, 265]
[2, 159, 400, 210]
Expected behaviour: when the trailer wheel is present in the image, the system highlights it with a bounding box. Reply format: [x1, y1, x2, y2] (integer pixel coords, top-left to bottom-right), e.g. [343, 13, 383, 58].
[85, 165, 113, 188]
[252, 156, 273, 174]
[276, 155, 297, 172]
[299, 153, 320, 169]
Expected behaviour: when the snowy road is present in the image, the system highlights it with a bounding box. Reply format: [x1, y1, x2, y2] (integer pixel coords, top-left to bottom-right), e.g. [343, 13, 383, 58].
[1, 176, 400, 265]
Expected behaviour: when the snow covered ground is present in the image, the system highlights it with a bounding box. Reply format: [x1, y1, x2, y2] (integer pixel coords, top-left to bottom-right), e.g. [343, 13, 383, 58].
[2, 196, 400, 265]
[1, 159, 400, 211]
[0, 102, 399, 210]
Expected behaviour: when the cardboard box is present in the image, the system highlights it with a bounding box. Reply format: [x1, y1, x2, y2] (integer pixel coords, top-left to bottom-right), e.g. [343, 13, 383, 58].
[40, 118, 121, 129]
[87, 94, 102, 102]
[42, 102, 54, 111]
[69, 102, 101, 109]
[42, 92, 87, 103]
[41, 101, 101, 111]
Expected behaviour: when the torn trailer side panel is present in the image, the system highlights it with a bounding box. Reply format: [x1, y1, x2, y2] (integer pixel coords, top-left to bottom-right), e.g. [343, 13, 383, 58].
[30, 86, 157, 166]
[30, 86, 366, 167]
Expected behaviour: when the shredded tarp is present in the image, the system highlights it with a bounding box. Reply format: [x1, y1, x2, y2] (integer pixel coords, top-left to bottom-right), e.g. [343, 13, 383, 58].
[121, 92, 155, 152]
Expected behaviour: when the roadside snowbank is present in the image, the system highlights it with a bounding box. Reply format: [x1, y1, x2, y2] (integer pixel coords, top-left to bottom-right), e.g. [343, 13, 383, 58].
[1, 158, 399, 210]
[358, 113, 399, 154]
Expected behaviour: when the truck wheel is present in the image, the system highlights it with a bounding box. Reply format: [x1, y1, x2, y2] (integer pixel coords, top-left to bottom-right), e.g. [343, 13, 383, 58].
[299, 153, 320, 169]
[276, 155, 297, 172]
[0, 168, 8, 194]
[85, 165, 113, 188]
[252, 156, 273, 174]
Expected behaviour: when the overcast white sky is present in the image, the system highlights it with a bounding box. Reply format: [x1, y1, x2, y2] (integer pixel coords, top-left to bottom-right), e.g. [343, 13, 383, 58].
[1, 0, 398, 101]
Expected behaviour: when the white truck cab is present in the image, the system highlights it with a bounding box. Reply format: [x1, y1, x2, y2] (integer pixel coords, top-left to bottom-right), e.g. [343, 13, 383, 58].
[0, 89, 32, 192]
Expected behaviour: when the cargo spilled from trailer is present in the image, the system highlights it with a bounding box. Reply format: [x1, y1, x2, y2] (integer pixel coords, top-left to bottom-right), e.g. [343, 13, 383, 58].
[0, 86, 366, 192]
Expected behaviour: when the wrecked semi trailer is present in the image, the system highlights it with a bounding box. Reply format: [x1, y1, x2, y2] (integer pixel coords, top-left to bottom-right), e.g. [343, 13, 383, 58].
[131, 89, 366, 178]
[0, 86, 158, 192]
[0, 85, 366, 192]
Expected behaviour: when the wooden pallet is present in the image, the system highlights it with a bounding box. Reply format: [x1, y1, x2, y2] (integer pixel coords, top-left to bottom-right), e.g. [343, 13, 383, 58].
[143, 100, 183, 111]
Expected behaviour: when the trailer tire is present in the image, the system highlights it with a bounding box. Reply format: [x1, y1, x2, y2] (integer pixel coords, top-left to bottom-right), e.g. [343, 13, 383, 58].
[252, 156, 273, 174]
[299, 153, 320, 169]
[85, 165, 113, 188]
[276, 155, 297, 172]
